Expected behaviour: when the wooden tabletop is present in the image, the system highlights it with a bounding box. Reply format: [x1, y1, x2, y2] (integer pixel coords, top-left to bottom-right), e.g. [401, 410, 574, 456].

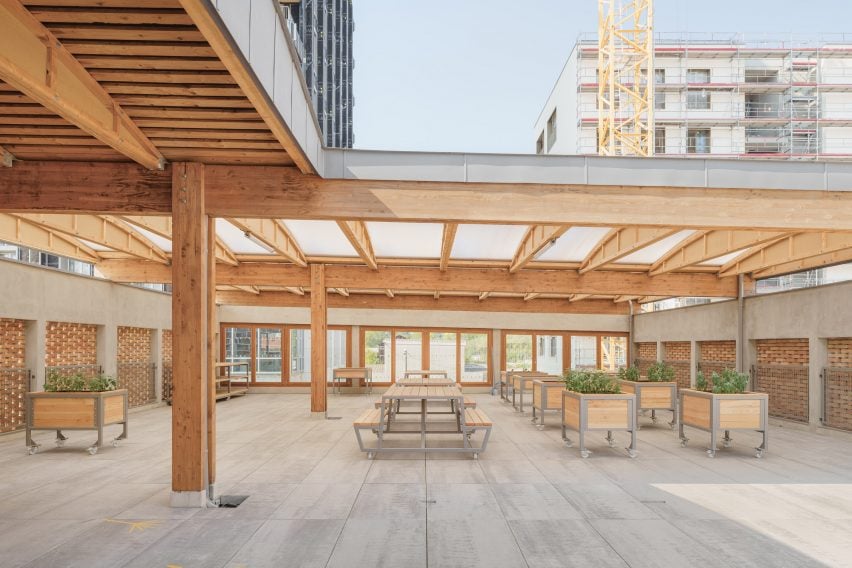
[396, 377, 456, 387]
[382, 384, 462, 400]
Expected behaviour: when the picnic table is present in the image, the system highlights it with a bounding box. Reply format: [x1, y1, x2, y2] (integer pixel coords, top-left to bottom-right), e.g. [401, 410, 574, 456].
[402, 369, 449, 379]
[332, 367, 373, 394]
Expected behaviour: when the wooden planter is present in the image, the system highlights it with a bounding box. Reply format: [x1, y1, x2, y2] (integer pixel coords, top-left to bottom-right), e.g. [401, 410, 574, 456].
[561, 390, 637, 458]
[531, 379, 565, 427]
[25, 389, 128, 455]
[619, 379, 677, 429]
[678, 389, 768, 458]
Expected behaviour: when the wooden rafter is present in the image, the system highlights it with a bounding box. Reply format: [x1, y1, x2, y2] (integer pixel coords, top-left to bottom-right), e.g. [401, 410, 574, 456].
[0, 1, 164, 169]
[334, 287, 350, 297]
[231, 285, 259, 295]
[284, 286, 305, 295]
[523, 293, 541, 301]
[14, 213, 169, 263]
[569, 294, 593, 302]
[178, 0, 313, 173]
[440, 223, 457, 271]
[752, 246, 852, 280]
[337, 220, 377, 270]
[118, 215, 238, 266]
[478, 291, 491, 301]
[719, 232, 852, 277]
[580, 227, 680, 274]
[0, 212, 100, 262]
[226, 218, 306, 266]
[97, 261, 739, 297]
[509, 225, 569, 273]
[650, 230, 787, 275]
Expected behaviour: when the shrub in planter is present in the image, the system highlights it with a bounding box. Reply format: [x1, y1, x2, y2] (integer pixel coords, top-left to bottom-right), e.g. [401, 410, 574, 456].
[617, 365, 640, 381]
[680, 369, 768, 458]
[561, 370, 637, 458]
[44, 371, 117, 393]
[646, 362, 675, 382]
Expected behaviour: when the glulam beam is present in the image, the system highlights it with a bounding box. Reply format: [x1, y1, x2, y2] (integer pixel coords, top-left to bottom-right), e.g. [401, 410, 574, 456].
[440, 223, 457, 271]
[650, 230, 787, 275]
[226, 217, 306, 266]
[581, 227, 679, 274]
[510, 225, 569, 273]
[719, 232, 852, 277]
[337, 220, 377, 269]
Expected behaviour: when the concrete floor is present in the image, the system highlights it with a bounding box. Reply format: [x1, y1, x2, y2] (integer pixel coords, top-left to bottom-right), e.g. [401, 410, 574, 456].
[1, 393, 851, 568]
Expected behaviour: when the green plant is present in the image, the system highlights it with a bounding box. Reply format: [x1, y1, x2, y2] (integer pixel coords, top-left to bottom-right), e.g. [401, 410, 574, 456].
[695, 371, 708, 392]
[710, 368, 749, 394]
[646, 362, 675, 382]
[617, 365, 640, 381]
[43, 372, 116, 392]
[563, 370, 621, 394]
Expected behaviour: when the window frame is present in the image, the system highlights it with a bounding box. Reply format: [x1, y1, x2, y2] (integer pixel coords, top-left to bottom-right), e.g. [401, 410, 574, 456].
[501, 330, 630, 375]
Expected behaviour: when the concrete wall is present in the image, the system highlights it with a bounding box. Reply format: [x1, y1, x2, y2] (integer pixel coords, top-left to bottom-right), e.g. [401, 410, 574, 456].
[0, 259, 171, 393]
[634, 280, 852, 428]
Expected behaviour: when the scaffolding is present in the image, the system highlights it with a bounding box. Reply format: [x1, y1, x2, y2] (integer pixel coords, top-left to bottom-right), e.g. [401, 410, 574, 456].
[597, 0, 654, 156]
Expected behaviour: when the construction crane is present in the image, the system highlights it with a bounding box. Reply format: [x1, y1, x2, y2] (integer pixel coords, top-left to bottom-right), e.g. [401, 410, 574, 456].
[598, 0, 655, 156]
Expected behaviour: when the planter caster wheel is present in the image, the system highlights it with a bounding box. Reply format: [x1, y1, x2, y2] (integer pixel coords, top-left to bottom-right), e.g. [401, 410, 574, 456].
[87, 445, 98, 456]
[55, 439, 65, 448]
[669, 422, 676, 431]
[627, 449, 638, 459]
[723, 440, 732, 449]
[27, 445, 39, 455]
[366, 451, 375, 460]
[563, 438, 574, 448]
[112, 439, 120, 448]
[754, 449, 765, 459]
[680, 438, 689, 448]
[580, 450, 591, 459]
[536, 424, 544, 431]
[472, 452, 479, 460]
[651, 416, 658, 424]
[705, 449, 715, 458]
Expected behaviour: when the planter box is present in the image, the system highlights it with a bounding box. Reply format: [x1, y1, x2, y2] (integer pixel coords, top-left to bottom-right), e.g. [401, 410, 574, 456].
[513, 373, 559, 413]
[678, 389, 768, 458]
[561, 390, 637, 458]
[25, 389, 128, 455]
[500, 371, 546, 403]
[531, 379, 565, 427]
[619, 379, 677, 429]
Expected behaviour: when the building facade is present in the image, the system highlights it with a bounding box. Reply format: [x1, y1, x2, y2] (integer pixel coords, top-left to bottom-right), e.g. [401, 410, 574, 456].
[284, 0, 354, 148]
[535, 33, 852, 159]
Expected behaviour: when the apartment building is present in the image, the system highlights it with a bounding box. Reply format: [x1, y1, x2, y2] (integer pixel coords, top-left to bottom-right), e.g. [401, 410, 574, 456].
[535, 33, 852, 159]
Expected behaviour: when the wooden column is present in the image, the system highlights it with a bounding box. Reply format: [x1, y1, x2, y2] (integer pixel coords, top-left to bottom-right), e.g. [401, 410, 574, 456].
[310, 264, 327, 415]
[170, 162, 209, 507]
[206, 216, 217, 495]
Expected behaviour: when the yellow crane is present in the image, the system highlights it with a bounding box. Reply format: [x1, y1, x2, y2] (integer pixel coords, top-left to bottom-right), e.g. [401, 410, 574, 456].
[598, 0, 655, 156]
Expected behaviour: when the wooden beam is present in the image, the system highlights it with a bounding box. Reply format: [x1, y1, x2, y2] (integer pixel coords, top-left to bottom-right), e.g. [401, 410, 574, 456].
[170, 162, 208, 501]
[440, 223, 457, 271]
[509, 225, 569, 273]
[310, 264, 327, 414]
[178, 0, 313, 174]
[752, 246, 852, 279]
[231, 285, 259, 294]
[0, 1, 164, 169]
[3, 162, 852, 232]
[581, 227, 680, 274]
[284, 286, 305, 295]
[719, 232, 852, 277]
[569, 294, 593, 302]
[650, 230, 787, 275]
[206, 216, 216, 493]
[217, 290, 632, 315]
[96, 261, 740, 297]
[15, 213, 169, 263]
[0, 212, 100, 262]
[226, 218, 306, 266]
[337, 220, 377, 269]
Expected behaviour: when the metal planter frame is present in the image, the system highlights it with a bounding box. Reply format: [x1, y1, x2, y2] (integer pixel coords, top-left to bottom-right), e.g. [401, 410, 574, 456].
[561, 390, 638, 458]
[678, 388, 768, 458]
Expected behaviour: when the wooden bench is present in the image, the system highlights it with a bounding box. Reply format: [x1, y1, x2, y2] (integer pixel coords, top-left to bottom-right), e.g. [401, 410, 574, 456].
[460, 407, 493, 458]
[373, 396, 477, 409]
[353, 407, 385, 458]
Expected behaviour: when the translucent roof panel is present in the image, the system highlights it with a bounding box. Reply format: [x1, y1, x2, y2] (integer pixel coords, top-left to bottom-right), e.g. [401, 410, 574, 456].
[452, 224, 528, 260]
[616, 230, 697, 264]
[215, 219, 275, 255]
[699, 249, 746, 266]
[366, 222, 443, 258]
[126, 225, 172, 253]
[79, 239, 113, 252]
[282, 220, 356, 257]
[537, 227, 613, 262]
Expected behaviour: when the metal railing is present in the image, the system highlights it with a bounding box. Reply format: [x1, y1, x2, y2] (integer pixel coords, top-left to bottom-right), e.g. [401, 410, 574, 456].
[0, 367, 31, 433]
[117, 361, 157, 408]
[821, 367, 852, 432]
[162, 361, 173, 403]
[751, 364, 810, 423]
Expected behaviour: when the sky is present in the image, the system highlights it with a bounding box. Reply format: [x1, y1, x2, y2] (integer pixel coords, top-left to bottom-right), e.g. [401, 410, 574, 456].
[352, 0, 852, 154]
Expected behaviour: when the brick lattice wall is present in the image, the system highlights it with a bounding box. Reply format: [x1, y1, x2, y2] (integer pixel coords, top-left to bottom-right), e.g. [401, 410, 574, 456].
[825, 338, 852, 431]
[45, 321, 97, 368]
[0, 318, 27, 433]
[635, 342, 657, 375]
[117, 327, 154, 408]
[755, 338, 809, 422]
[663, 341, 691, 389]
[162, 330, 173, 402]
[698, 340, 737, 376]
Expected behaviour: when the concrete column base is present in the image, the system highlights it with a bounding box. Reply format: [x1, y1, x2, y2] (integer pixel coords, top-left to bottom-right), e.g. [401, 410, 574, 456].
[170, 490, 208, 508]
[310, 411, 327, 419]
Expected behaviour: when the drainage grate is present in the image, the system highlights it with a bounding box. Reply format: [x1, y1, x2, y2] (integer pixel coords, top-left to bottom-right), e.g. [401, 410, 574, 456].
[326, 416, 342, 420]
[218, 495, 249, 508]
